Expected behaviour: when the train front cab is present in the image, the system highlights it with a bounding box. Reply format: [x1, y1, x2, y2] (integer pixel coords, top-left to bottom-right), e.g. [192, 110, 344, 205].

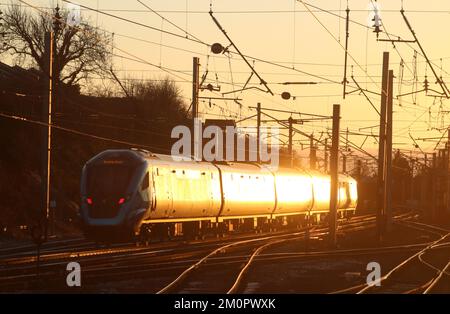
[80, 149, 152, 241]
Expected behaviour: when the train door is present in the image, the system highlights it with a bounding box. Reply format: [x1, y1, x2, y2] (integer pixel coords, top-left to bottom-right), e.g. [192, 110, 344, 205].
[338, 181, 351, 209]
[152, 166, 172, 218]
[140, 171, 150, 208]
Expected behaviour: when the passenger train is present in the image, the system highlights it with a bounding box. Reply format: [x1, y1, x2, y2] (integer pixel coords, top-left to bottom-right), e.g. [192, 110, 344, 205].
[80, 149, 358, 241]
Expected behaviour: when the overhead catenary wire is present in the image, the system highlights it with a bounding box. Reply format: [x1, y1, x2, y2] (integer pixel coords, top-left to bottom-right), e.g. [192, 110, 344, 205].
[18, 0, 355, 120]
[55, 0, 367, 87]
[0, 112, 173, 153]
[16, 0, 243, 120]
[136, 0, 204, 43]
[7, 3, 450, 14]
[297, 0, 383, 103]
[12, 0, 450, 153]
[54, 0, 443, 126]
[61, 0, 208, 46]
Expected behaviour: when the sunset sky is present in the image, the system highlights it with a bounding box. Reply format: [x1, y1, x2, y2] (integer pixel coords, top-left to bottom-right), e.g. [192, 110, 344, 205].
[6, 0, 450, 164]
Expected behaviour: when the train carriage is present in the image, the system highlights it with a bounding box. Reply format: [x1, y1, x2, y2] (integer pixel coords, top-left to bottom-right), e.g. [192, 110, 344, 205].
[80, 149, 358, 241]
[145, 154, 222, 222]
[215, 162, 276, 220]
[269, 166, 314, 217]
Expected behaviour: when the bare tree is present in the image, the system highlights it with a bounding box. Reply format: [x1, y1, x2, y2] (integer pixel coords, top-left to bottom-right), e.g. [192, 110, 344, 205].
[1, 4, 111, 86]
[127, 77, 190, 121]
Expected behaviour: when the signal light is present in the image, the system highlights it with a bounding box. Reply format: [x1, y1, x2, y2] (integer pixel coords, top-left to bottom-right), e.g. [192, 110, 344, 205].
[86, 197, 93, 205]
[118, 198, 126, 205]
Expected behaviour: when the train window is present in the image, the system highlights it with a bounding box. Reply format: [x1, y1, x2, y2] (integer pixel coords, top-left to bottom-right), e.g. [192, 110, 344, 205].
[141, 172, 149, 190]
[87, 164, 133, 198]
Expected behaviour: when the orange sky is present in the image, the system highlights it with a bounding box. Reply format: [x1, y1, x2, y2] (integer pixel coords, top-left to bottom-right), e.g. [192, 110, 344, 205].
[8, 0, 450, 165]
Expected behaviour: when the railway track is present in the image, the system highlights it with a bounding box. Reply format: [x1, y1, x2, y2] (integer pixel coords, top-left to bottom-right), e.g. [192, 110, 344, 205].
[0, 236, 91, 259]
[1, 213, 381, 267]
[157, 227, 318, 294]
[0, 224, 331, 291]
[155, 213, 399, 294]
[225, 212, 427, 294]
[331, 220, 450, 294]
[0, 213, 381, 292]
[0, 211, 425, 293]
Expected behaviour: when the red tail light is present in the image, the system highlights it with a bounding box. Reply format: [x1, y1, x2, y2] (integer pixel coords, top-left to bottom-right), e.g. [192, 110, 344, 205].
[86, 197, 93, 205]
[118, 197, 125, 205]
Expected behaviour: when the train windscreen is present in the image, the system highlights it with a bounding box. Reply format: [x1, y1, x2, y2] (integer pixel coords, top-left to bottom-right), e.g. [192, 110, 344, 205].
[87, 164, 134, 199]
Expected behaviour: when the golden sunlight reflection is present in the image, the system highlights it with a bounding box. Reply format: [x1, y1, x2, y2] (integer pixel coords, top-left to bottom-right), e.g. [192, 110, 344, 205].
[276, 174, 312, 203]
[312, 176, 331, 203]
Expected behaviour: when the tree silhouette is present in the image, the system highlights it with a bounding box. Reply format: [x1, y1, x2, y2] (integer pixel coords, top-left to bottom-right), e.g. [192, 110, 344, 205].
[1, 4, 111, 86]
[126, 78, 190, 122]
[392, 150, 412, 204]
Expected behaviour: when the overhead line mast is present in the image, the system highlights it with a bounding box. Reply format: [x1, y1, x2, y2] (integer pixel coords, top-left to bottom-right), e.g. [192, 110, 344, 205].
[342, 4, 350, 99]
